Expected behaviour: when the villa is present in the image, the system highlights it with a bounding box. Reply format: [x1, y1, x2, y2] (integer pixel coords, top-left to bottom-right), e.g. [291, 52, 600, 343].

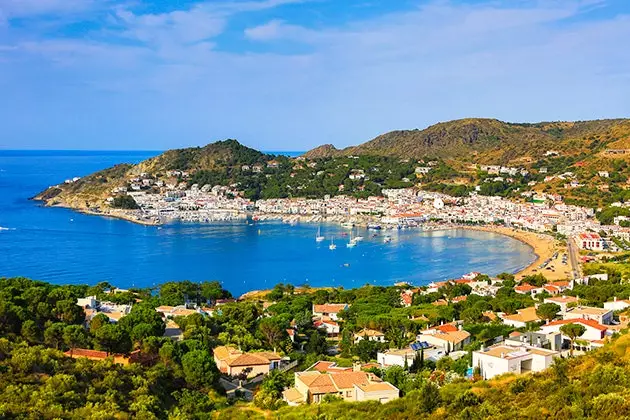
[563, 306, 613, 325]
[282, 369, 399, 405]
[416, 324, 471, 352]
[353, 329, 386, 343]
[472, 344, 559, 379]
[213, 346, 283, 377]
[538, 318, 608, 347]
[312, 303, 349, 321]
[544, 296, 579, 313]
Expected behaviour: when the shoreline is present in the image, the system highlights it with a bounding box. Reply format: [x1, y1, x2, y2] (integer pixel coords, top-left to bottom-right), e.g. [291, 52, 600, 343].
[35, 199, 575, 284]
[457, 225, 572, 281]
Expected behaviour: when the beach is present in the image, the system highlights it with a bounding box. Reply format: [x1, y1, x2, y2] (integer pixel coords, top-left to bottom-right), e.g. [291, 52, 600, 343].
[461, 225, 573, 281]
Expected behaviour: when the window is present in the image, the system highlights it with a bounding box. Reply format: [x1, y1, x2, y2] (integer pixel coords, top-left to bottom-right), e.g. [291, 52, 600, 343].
[346, 391, 352, 397]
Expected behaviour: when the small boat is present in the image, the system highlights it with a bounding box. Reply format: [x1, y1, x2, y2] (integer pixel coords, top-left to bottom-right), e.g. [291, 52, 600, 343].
[384, 235, 392, 243]
[341, 222, 354, 229]
[315, 226, 325, 242]
[329, 237, 337, 250]
[367, 223, 382, 230]
[354, 236, 364, 242]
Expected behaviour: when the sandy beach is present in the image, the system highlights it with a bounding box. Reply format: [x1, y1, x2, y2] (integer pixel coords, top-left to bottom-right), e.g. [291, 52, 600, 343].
[461, 225, 573, 281]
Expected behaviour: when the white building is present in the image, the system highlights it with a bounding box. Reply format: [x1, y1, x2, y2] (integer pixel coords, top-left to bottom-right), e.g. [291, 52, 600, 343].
[604, 298, 630, 311]
[472, 344, 559, 379]
[564, 306, 613, 325]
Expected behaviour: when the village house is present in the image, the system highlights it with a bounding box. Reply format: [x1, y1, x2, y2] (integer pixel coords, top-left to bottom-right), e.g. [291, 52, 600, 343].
[544, 296, 579, 313]
[538, 318, 608, 348]
[563, 306, 613, 325]
[576, 232, 604, 251]
[500, 307, 541, 328]
[213, 346, 283, 377]
[312, 303, 349, 321]
[505, 330, 563, 351]
[314, 318, 341, 338]
[283, 369, 399, 405]
[416, 324, 471, 352]
[353, 329, 386, 343]
[472, 344, 559, 379]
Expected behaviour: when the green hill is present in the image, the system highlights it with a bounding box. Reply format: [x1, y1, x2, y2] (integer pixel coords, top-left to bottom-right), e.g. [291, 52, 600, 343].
[304, 118, 630, 165]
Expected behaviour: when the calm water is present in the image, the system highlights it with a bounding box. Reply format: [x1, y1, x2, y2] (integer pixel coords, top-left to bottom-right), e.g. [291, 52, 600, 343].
[0, 151, 536, 296]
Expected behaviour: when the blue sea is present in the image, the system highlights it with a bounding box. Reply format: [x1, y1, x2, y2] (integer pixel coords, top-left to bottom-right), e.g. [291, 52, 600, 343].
[0, 150, 536, 296]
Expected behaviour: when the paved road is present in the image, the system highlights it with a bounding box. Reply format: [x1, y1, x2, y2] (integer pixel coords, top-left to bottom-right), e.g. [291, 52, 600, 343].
[567, 238, 582, 279]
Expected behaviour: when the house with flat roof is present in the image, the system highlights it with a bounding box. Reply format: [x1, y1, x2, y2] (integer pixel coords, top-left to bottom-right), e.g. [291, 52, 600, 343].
[564, 306, 613, 325]
[604, 297, 630, 312]
[472, 344, 559, 379]
[213, 346, 282, 378]
[283, 369, 399, 405]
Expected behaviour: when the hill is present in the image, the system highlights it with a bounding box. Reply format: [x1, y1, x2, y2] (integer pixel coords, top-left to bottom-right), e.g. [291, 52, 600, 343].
[304, 118, 630, 164]
[34, 140, 276, 209]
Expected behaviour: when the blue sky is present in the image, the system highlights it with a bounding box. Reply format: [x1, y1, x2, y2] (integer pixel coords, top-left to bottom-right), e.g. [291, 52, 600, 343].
[0, 0, 629, 151]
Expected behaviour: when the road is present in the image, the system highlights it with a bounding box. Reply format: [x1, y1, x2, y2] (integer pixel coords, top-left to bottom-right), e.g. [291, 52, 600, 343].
[567, 237, 582, 279]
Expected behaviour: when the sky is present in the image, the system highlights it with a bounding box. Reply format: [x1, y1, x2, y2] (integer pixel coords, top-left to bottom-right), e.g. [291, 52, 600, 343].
[0, 0, 629, 151]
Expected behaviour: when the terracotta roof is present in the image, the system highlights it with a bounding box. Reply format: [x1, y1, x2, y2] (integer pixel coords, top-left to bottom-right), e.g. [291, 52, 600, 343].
[544, 318, 607, 331]
[65, 349, 109, 359]
[213, 345, 239, 362]
[515, 284, 539, 292]
[227, 353, 272, 367]
[436, 324, 458, 333]
[313, 304, 347, 314]
[428, 330, 471, 343]
[310, 361, 351, 373]
[330, 372, 371, 390]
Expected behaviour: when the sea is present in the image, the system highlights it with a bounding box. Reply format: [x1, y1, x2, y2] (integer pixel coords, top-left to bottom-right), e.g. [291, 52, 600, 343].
[0, 150, 536, 296]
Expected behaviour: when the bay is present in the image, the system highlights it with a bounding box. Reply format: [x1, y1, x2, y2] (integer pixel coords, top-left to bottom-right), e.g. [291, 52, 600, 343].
[0, 150, 536, 296]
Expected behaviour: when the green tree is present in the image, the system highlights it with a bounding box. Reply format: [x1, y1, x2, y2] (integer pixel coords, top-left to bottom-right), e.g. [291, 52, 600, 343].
[21, 320, 40, 344]
[181, 350, 219, 388]
[560, 323, 587, 356]
[63, 325, 88, 356]
[258, 317, 286, 353]
[536, 303, 561, 323]
[54, 300, 85, 325]
[44, 322, 66, 349]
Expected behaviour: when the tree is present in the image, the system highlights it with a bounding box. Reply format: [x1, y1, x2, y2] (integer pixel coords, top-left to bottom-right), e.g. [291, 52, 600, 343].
[258, 318, 286, 353]
[536, 303, 561, 323]
[94, 324, 127, 355]
[54, 299, 85, 325]
[181, 350, 219, 389]
[44, 322, 66, 349]
[254, 370, 290, 410]
[89, 313, 110, 333]
[560, 323, 587, 356]
[305, 331, 328, 355]
[21, 320, 40, 344]
[63, 325, 88, 356]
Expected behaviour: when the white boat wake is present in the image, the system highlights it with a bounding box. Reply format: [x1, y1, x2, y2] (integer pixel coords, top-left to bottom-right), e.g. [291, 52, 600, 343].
[0, 226, 15, 231]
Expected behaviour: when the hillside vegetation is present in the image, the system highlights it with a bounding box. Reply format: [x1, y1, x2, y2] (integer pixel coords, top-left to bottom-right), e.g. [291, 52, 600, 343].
[34, 118, 630, 210]
[305, 118, 630, 164]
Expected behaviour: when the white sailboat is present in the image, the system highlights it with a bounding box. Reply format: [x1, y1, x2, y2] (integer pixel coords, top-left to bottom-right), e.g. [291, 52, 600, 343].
[315, 226, 325, 242]
[329, 237, 337, 250]
[346, 232, 357, 248]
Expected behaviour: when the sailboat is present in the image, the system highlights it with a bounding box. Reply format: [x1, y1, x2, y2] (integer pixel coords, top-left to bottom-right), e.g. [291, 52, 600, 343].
[346, 232, 357, 248]
[329, 237, 337, 250]
[315, 226, 325, 242]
